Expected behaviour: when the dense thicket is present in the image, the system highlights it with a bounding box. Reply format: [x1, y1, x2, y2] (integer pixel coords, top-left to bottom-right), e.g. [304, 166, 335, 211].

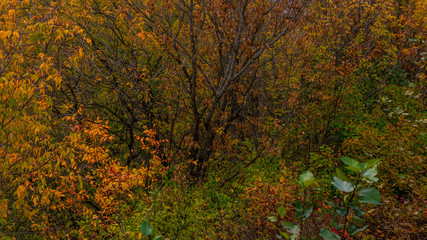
[1, 0, 425, 239]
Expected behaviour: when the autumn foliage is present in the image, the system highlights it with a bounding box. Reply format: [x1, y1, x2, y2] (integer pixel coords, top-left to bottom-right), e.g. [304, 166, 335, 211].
[0, 0, 425, 239]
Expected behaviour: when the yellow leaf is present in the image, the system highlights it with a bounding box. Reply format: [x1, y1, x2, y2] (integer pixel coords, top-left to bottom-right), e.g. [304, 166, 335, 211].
[17, 185, 27, 199]
[8, 9, 16, 16]
[0, 199, 8, 219]
[78, 176, 83, 190]
[12, 31, 19, 39]
[32, 196, 38, 207]
[40, 194, 50, 205]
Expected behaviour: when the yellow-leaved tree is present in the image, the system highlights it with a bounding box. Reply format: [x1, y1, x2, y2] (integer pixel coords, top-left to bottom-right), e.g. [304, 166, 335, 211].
[1, 0, 165, 238]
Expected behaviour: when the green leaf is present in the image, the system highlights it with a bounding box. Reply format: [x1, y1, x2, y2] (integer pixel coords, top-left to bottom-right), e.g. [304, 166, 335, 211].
[320, 228, 341, 240]
[280, 231, 289, 240]
[362, 166, 378, 182]
[139, 220, 153, 236]
[352, 216, 364, 223]
[349, 225, 368, 235]
[336, 207, 346, 216]
[332, 177, 355, 192]
[360, 163, 367, 172]
[299, 171, 315, 187]
[336, 168, 351, 182]
[341, 156, 361, 172]
[349, 225, 357, 234]
[351, 206, 364, 217]
[293, 201, 303, 214]
[278, 206, 287, 217]
[302, 206, 313, 220]
[358, 187, 381, 205]
[281, 222, 300, 235]
[366, 159, 380, 169]
[152, 236, 164, 240]
[268, 216, 278, 222]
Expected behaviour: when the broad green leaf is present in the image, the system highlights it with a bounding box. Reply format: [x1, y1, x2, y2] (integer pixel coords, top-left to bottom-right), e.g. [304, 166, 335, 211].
[349, 225, 368, 235]
[152, 236, 164, 240]
[281, 222, 300, 235]
[320, 228, 341, 240]
[349, 225, 357, 234]
[341, 156, 361, 172]
[336, 168, 351, 182]
[351, 206, 364, 217]
[332, 177, 355, 192]
[366, 159, 380, 168]
[293, 200, 303, 213]
[362, 166, 378, 182]
[280, 231, 289, 240]
[295, 205, 310, 219]
[299, 171, 315, 187]
[139, 220, 153, 236]
[360, 163, 367, 172]
[278, 206, 287, 217]
[358, 187, 381, 205]
[268, 216, 278, 222]
[336, 207, 346, 216]
[302, 206, 313, 220]
[352, 216, 364, 223]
